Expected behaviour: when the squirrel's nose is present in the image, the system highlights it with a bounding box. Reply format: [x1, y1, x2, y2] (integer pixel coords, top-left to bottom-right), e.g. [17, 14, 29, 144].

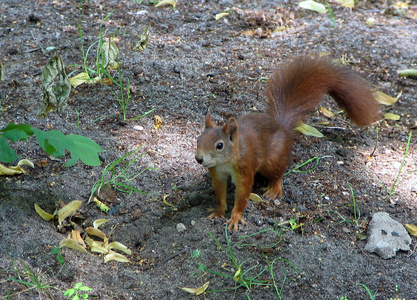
[195, 156, 203, 164]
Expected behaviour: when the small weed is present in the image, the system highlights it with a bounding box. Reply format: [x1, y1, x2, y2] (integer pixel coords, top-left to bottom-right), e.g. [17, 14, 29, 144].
[347, 183, 360, 226]
[325, 0, 337, 28]
[389, 131, 414, 199]
[285, 155, 331, 176]
[64, 282, 93, 300]
[89, 147, 154, 200]
[190, 225, 297, 298]
[2, 255, 57, 298]
[237, 220, 284, 249]
[359, 283, 377, 300]
[99, 60, 131, 120]
[51, 246, 65, 265]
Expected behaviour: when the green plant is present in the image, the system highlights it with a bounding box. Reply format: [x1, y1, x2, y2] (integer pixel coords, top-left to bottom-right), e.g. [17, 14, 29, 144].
[74, 0, 116, 80]
[347, 183, 360, 226]
[64, 282, 93, 300]
[324, 0, 337, 28]
[359, 283, 377, 300]
[0, 123, 102, 166]
[89, 147, 153, 200]
[51, 246, 65, 265]
[284, 155, 331, 176]
[3, 255, 57, 298]
[99, 59, 131, 120]
[389, 131, 414, 199]
[237, 220, 284, 249]
[190, 225, 297, 298]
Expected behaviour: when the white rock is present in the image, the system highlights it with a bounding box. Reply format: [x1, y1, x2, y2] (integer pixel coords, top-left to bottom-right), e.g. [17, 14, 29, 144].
[365, 212, 411, 259]
[176, 223, 187, 233]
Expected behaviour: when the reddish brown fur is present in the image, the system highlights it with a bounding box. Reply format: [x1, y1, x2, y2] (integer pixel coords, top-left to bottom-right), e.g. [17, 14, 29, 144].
[195, 55, 380, 230]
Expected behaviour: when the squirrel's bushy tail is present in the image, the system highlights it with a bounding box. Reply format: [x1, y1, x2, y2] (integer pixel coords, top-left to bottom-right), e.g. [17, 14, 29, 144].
[265, 55, 380, 130]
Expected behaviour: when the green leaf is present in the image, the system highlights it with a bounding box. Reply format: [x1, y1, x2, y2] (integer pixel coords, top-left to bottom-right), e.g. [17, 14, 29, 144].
[79, 286, 93, 291]
[32, 129, 65, 156]
[74, 282, 83, 289]
[65, 135, 102, 167]
[64, 289, 75, 297]
[32, 129, 102, 167]
[2, 129, 29, 142]
[0, 135, 19, 163]
[1, 123, 34, 136]
[0, 123, 101, 167]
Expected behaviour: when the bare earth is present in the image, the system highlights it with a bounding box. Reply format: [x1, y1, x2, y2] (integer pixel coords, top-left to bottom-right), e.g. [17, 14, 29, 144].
[1, 0, 416, 299]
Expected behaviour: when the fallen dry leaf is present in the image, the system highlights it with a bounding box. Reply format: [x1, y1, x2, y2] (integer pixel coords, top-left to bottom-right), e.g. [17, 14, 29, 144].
[34, 203, 55, 221]
[58, 200, 82, 225]
[181, 281, 210, 295]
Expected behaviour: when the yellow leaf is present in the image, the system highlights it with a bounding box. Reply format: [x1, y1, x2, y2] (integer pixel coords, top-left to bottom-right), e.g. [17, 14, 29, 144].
[249, 193, 263, 202]
[155, 0, 176, 8]
[384, 113, 401, 121]
[93, 219, 110, 229]
[108, 242, 132, 255]
[34, 203, 55, 221]
[85, 235, 105, 253]
[17, 159, 34, 168]
[131, 26, 150, 52]
[162, 194, 176, 207]
[101, 38, 119, 70]
[319, 107, 335, 118]
[85, 227, 107, 240]
[335, 0, 354, 8]
[241, 30, 255, 37]
[70, 230, 86, 247]
[233, 265, 243, 281]
[373, 91, 400, 105]
[93, 197, 110, 212]
[69, 72, 91, 88]
[215, 12, 229, 20]
[181, 281, 210, 295]
[298, 0, 327, 14]
[59, 238, 89, 254]
[86, 236, 109, 254]
[104, 252, 131, 263]
[405, 224, 417, 236]
[295, 122, 324, 138]
[0, 159, 34, 175]
[58, 200, 82, 225]
[154, 115, 163, 129]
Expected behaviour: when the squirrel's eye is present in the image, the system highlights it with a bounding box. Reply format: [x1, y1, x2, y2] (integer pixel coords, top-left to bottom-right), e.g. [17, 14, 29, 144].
[216, 142, 224, 150]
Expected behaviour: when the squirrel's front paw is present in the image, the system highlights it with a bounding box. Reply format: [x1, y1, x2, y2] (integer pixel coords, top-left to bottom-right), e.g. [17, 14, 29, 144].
[227, 213, 246, 231]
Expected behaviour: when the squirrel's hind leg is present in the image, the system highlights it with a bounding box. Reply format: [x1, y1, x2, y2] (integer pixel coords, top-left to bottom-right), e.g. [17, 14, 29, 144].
[263, 177, 283, 199]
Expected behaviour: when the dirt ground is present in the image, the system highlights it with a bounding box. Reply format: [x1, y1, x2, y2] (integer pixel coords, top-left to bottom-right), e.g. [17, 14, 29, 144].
[1, 0, 417, 299]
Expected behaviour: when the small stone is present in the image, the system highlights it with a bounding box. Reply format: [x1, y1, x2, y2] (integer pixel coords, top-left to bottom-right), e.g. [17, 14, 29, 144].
[254, 217, 264, 226]
[133, 125, 144, 131]
[176, 223, 187, 233]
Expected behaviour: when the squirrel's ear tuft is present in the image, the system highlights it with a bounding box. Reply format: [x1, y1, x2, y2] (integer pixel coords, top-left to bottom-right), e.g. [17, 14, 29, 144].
[205, 113, 214, 128]
[224, 117, 238, 140]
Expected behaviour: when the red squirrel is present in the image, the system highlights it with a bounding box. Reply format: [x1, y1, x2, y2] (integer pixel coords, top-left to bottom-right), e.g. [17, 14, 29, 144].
[195, 55, 380, 230]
